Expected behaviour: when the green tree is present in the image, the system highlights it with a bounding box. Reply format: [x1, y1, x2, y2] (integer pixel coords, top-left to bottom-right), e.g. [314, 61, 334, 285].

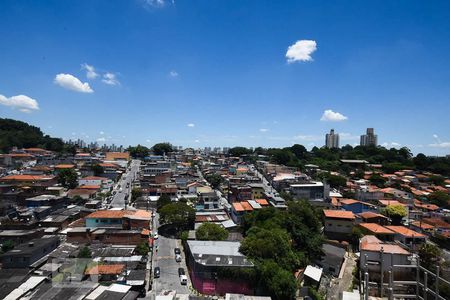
[429, 175, 445, 186]
[321, 174, 347, 189]
[135, 241, 150, 255]
[152, 143, 173, 155]
[131, 188, 143, 202]
[77, 246, 92, 258]
[157, 194, 172, 211]
[196, 222, 229, 241]
[205, 173, 223, 189]
[258, 260, 297, 300]
[159, 202, 195, 232]
[381, 204, 407, 225]
[428, 191, 450, 208]
[57, 168, 78, 189]
[91, 164, 104, 176]
[418, 243, 441, 271]
[369, 173, 387, 187]
[290, 144, 307, 160]
[228, 146, 252, 157]
[128, 144, 150, 158]
[1, 240, 14, 253]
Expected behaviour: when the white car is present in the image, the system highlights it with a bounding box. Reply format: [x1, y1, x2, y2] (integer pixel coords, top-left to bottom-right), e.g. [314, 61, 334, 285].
[153, 233, 159, 240]
[175, 254, 182, 262]
[180, 274, 187, 285]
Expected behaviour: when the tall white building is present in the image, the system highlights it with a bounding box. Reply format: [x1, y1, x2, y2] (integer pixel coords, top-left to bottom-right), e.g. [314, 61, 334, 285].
[360, 128, 378, 146]
[325, 129, 339, 149]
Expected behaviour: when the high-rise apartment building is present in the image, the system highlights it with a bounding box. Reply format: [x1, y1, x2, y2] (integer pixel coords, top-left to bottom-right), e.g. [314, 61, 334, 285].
[360, 128, 378, 146]
[325, 129, 339, 148]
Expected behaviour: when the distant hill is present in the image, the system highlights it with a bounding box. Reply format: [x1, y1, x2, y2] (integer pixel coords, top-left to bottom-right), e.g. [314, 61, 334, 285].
[0, 118, 64, 153]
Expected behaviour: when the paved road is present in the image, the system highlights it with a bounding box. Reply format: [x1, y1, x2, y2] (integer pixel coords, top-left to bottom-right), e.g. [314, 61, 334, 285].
[110, 159, 140, 208]
[250, 164, 277, 196]
[151, 213, 190, 295]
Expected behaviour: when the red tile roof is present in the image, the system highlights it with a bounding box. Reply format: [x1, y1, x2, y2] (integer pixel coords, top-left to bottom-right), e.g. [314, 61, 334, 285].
[240, 201, 254, 211]
[323, 210, 355, 220]
[359, 223, 395, 234]
[1, 174, 55, 181]
[360, 235, 410, 255]
[255, 199, 269, 206]
[232, 202, 244, 212]
[385, 226, 426, 238]
[85, 264, 125, 275]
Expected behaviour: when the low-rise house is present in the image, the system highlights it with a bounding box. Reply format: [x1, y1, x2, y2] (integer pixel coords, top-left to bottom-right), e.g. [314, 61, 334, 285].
[197, 186, 219, 210]
[186, 240, 254, 295]
[358, 223, 395, 241]
[84, 209, 151, 229]
[289, 181, 329, 201]
[359, 235, 412, 284]
[0, 236, 60, 268]
[316, 243, 346, 277]
[340, 199, 377, 214]
[323, 210, 355, 240]
[357, 211, 389, 225]
[384, 225, 426, 250]
[231, 199, 269, 224]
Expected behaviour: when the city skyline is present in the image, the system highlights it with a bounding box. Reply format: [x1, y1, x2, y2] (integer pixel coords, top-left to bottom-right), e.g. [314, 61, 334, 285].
[1, 1, 450, 155]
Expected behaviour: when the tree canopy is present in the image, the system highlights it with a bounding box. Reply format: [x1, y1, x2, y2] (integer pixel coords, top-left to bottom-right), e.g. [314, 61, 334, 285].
[196, 222, 229, 241]
[0, 118, 64, 153]
[159, 202, 195, 232]
[128, 144, 150, 158]
[152, 142, 173, 155]
[157, 194, 172, 211]
[428, 191, 450, 209]
[381, 204, 407, 225]
[57, 168, 78, 189]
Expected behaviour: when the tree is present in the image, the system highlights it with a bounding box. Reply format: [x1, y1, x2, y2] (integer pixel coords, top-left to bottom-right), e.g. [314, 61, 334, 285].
[91, 164, 104, 176]
[205, 173, 223, 189]
[152, 143, 173, 155]
[196, 222, 229, 241]
[135, 241, 150, 255]
[321, 174, 347, 189]
[131, 188, 143, 202]
[428, 191, 450, 208]
[228, 146, 252, 157]
[258, 260, 297, 300]
[381, 205, 407, 225]
[157, 194, 172, 211]
[57, 168, 78, 189]
[1, 240, 14, 253]
[418, 243, 441, 271]
[77, 246, 92, 258]
[290, 144, 307, 160]
[369, 173, 387, 188]
[429, 175, 445, 186]
[159, 202, 195, 232]
[128, 144, 150, 158]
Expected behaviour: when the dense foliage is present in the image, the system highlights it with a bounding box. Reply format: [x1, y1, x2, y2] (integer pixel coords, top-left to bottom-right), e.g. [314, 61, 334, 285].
[205, 173, 223, 189]
[0, 118, 65, 153]
[156, 194, 172, 211]
[152, 142, 173, 155]
[240, 201, 323, 299]
[196, 222, 229, 241]
[428, 191, 450, 209]
[226, 144, 450, 176]
[381, 204, 407, 225]
[77, 246, 92, 258]
[57, 168, 78, 189]
[158, 202, 195, 232]
[128, 144, 150, 158]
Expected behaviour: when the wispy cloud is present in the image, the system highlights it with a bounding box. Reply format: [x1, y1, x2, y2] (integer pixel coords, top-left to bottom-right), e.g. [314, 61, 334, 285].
[97, 137, 106, 142]
[286, 40, 317, 63]
[0, 94, 39, 113]
[54, 73, 93, 93]
[169, 70, 179, 78]
[259, 128, 269, 132]
[382, 142, 401, 148]
[81, 63, 98, 79]
[102, 73, 120, 86]
[187, 123, 195, 128]
[142, 0, 174, 9]
[320, 109, 348, 122]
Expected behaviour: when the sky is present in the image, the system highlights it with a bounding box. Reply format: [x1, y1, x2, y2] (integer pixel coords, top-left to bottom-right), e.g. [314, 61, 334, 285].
[1, 0, 450, 155]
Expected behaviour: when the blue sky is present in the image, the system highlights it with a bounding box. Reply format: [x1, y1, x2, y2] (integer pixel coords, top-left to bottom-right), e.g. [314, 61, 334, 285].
[1, 0, 450, 155]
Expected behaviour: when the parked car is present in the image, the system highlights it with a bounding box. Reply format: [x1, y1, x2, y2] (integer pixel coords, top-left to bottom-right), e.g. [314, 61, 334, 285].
[153, 233, 159, 240]
[175, 254, 182, 262]
[180, 274, 188, 285]
[178, 268, 185, 276]
[174, 248, 181, 255]
[154, 267, 160, 278]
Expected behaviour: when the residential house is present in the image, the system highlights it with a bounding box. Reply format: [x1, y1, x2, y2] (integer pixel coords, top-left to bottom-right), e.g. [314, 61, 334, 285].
[323, 210, 355, 240]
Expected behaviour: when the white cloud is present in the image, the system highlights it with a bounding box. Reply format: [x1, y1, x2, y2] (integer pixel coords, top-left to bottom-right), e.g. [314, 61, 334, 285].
[99, 131, 105, 135]
[81, 63, 98, 79]
[142, 0, 173, 9]
[259, 128, 269, 132]
[382, 142, 401, 148]
[54, 73, 93, 93]
[286, 40, 317, 63]
[102, 73, 120, 86]
[429, 142, 450, 148]
[187, 123, 195, 128]
[97, 137, 106, 142]
[293, 134, 321, 142]
[320, 109, 348, 122]
[194, 139, 200, 143]
[169, 70, 179, 77]
[0, 94, 39, 113]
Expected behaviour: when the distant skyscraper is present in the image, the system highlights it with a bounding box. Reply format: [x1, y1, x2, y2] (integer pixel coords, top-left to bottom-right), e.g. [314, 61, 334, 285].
[360, 128, 378, 146]
[325, 129, 339, 149]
